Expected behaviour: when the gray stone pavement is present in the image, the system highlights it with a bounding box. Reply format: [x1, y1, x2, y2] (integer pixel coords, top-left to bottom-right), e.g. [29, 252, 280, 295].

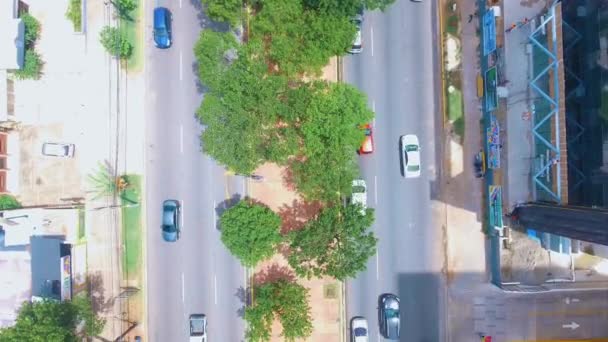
[502, 0, 548, 211]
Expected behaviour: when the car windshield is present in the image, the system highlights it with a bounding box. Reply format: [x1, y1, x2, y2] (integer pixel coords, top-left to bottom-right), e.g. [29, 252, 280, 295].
[162, 224, 176, 233]
[385, 308, 399, 319]
[352, 185, 366, 193]
[364, 128, 371, 136]
[407, 164, 420, 172]
[405, 144, 418, 152]
[354, 327, 367, 336]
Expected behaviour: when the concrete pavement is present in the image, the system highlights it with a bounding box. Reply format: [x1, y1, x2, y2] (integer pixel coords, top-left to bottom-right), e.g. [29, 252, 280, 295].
[344, 1, 447, 341]
[144, 1, 246, 340]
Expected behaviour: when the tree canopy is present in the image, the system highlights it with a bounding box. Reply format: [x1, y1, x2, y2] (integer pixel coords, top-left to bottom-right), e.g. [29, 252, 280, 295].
[303, 0, 396, 16]
[219, 200, 283, 267]
[201, 0, 243, 25]
[99, 26, 132, 58]
[291, 82, 374, 202]
[0, 296, 105, 342]
[245, 280, 313, 342]
[287, 203, 377, 280]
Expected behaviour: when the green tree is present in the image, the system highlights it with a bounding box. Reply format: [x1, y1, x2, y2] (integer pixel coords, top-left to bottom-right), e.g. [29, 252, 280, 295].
[291, 82, 373, 202]
[0, 296, 105, 341]
[287, 204, 377, 280]
[245, 280, 313, 342]
[196, 40, 298, 174]
[250, 0, 356, 76]
[201, 0, 242, 25]
[303, 0, 396, 16]
[110, 0, 137, 20]
[0, 194, 22, 210]
[21, 13, 41, 47]
[99, 26, 132, 58]
[194, 29, 239, 91]
[219, 200, 282, 267]
[65, 0, 82, 31]
[13, 49, 43, 80]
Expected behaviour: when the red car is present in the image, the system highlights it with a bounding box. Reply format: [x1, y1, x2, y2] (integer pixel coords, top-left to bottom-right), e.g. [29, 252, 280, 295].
[359, 123, 374, 154]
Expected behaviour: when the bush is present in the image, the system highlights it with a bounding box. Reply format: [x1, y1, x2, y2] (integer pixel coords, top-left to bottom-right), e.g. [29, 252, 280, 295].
[0, 195, 22, 210]
[99, 26, 133, 58]
[13, 49, 43, 80]
[66, 0, 82, 31]
[21, 13, 40, 47]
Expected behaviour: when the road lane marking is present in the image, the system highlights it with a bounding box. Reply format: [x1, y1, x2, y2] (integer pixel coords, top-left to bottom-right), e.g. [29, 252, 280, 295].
[179, 124, 184, 154]
[375, 252, 379, 280]
[214, 274, 218, 305]
[562, 321, 580, 330]
[372, 100, 376, 112]
[179, 50, 183, 81]
[179, 0, 182, 8]
[370, 26, 374, 57]
[374, 176, 378, 205]
[181, 273, 185, 303]
[564, 297, 580, 304]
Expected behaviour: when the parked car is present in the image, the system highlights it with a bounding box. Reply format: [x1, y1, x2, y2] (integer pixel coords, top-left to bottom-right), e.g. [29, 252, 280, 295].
[378, 294, 400, 340]
[349, 14, 363, 53]
[400, 134, 421, 178]
[350, 316, 369, 342]
[153, 7, 172, 48]
[42, 142, 75, 158]
[359, 123, 373, 154]
[162, 200, 180, 242]
[189, 314, 207, 342]
[474, 150, 486, 178]
[351, 179, 367, 215]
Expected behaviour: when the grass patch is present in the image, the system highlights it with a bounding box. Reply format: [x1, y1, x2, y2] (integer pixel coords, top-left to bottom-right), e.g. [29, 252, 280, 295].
[78, 208, 86, 241]
[66, 0, 82, 32]
[447, 86, 464, 137]
[119, 0, 143, 72]
[121, 174, 142, 278]
[447, 15, 459, 35]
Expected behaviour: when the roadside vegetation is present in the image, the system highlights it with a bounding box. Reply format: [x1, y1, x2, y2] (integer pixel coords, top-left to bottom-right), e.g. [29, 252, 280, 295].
[0, 194, 22, 210]
[0, 295, 104, 341]
[99, 0, 141, 64]
[245, 279, 313, 342]
[65, 0, 82, 31]
[13, 13, 43, 80]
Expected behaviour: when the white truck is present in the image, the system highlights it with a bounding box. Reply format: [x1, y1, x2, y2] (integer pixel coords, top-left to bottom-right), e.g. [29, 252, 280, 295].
[189, 314, 207, 342]
[351, 179, 367, 215]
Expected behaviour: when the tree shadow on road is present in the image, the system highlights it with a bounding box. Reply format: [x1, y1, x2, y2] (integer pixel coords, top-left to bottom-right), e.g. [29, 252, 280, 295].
[214, 194, 242, 230]
[234, 286, 251, 318]
[87, 272, 113, 316]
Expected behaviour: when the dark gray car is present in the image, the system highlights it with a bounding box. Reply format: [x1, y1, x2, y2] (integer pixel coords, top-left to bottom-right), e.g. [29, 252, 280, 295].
[378, 293, 400, 340]
[162, 200, 180, 242]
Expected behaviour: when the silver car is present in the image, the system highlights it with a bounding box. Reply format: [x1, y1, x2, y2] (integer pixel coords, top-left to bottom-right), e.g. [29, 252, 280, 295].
[349, 15, 363, 53]
[42, 142, 75, 158]
[350, 316, 369, 342]
[400, 134, 421, 178]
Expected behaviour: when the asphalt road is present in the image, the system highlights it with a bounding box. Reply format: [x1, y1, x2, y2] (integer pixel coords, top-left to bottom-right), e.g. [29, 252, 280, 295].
[145, 1, 246, 341]
[344, 1, 447, 341]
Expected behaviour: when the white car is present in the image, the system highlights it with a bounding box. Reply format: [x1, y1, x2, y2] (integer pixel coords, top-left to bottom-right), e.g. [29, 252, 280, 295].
[400, 134, 421, 178]
[351, 317, 369, 342]
[42, 142, 75, 158]
[351, 179, 367, 215]
[189, 314, 207, 342]
[349, 15, 363, 53]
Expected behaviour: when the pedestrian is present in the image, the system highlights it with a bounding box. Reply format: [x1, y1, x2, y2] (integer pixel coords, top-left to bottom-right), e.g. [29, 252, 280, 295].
[468, 14, 473, 23]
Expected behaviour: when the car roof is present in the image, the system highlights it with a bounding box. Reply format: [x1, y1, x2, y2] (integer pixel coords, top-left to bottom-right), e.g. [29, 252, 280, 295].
[154, 7, 168, 27]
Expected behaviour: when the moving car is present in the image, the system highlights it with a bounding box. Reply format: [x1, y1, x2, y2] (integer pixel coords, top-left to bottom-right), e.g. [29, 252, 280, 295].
[161, 200, 180, 242]
[351, 179, 367, 215]
[189, 314, 207, 342]
[378, 294, 400, 340]
[400, 134, 421, 178]
[349, 14, 363, 53]
[359, 123, 373, 154]
[350, 316, 369, 342]
[153, 7, 172, 48]
[42, 142, 75, 158]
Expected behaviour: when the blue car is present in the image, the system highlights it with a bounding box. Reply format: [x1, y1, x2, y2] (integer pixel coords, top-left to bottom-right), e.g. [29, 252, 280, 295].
[162, 200, 180, 242]
[153, 7, 172, 48]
